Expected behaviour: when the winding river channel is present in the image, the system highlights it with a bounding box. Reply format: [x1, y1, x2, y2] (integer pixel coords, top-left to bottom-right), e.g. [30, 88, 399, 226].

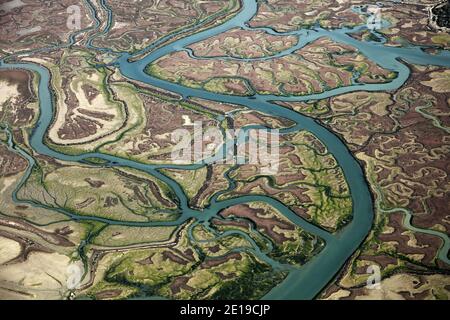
[1, 0, 450, 299]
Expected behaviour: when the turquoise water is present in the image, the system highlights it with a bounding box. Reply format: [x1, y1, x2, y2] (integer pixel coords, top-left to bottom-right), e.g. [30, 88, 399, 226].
[1, 0, 449, 299]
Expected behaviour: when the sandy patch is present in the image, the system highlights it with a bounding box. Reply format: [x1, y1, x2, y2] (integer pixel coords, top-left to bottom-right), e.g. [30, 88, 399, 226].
[0, 175, 16, 195]
[325, 289, 351, 300]
[0, 80, 19, 111]
[355, 273, 450, 300]
[112, 21, 128, 31]
[48, 71, 124, 145]
[182, 115, 194, 126]
[0, 237, 21, 264]
[0, 251, 78, 299]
